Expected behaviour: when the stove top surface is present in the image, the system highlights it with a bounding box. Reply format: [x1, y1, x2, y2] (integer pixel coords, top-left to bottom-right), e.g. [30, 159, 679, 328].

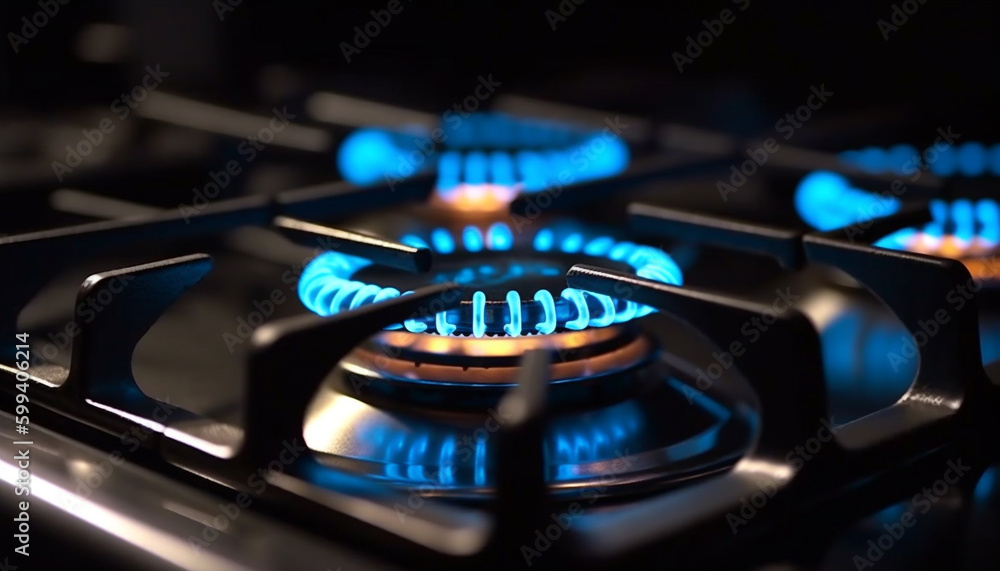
[2, 2, 1000, 570]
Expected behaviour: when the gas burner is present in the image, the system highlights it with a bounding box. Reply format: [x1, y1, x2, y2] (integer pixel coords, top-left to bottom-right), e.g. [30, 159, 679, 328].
[795, 172, 1000, 282]
[794, 170, 902, 231]
[875, 198, 1000, 282]
[298, 218, 683, 336]
[335, 112, 631, 191]
[343, 325, 653, 400]
[292, 202, 742, 499]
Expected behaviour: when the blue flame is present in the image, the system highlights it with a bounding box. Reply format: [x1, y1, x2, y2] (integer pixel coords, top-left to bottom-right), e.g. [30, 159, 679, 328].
[298, 221, 683, 336]
[346, 399, 649, 488]
[464, 151, 488, 185]
[336, 129, 403, 185]
[533, 228, 554, 251]
[490, 151, 516, 186]
[589, 293, 617, 327]
[334, 113, 631, 189]
[953, 199, 975, 242]
[875, 198, 1000, 251]
[561, 232, 584, 253]
[980, 200, 1000, 243]
[930, 145, 957, 177]
[975, 466, 998, 502]
[435, 311, 457, 336]
[839, 145, 918, 175]
[430, 227, 455, 254]
[462, 226, 484, 252]
[486, 222, 513, 250]
[795, 170, 901, 231]
[534, 289, 557, 334]
[399, 234, 428, 249]
[517, 150, 549, 191]
[437, 150, 462, 191]
[336, 128, 435, 185]
[561, 288, 590, 330]
[474, 434, 487, 487]
[438, 436, 455, 485]
[472, 290, 487, 338]
[958, 142, 987, 176]
[509, 135, 630, 193]
[298, 253, 377, 315]
[504, 290, 522, 336]
[839, 142, 1000, 177]
[584, 236, 615, 256]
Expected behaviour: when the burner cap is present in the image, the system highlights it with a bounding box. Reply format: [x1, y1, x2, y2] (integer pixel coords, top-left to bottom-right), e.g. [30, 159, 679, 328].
[339, 325, 655, 408]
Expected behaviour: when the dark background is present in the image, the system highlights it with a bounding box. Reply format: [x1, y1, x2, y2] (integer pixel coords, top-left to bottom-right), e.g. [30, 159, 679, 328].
[2, 0, 998, 137]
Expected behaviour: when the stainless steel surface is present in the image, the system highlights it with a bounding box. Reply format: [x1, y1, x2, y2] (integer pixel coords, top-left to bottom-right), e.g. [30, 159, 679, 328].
[0, 410, 399, 571]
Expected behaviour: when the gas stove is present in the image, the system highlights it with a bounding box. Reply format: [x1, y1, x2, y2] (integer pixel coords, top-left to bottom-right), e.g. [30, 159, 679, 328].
[2, 2, 1000, 570]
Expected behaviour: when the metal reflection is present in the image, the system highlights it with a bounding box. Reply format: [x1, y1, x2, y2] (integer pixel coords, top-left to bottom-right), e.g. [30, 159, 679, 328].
[303, 371, 748, 499]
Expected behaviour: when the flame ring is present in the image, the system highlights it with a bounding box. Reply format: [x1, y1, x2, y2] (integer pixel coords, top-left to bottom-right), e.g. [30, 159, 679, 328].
[299, 222, 682, 336]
